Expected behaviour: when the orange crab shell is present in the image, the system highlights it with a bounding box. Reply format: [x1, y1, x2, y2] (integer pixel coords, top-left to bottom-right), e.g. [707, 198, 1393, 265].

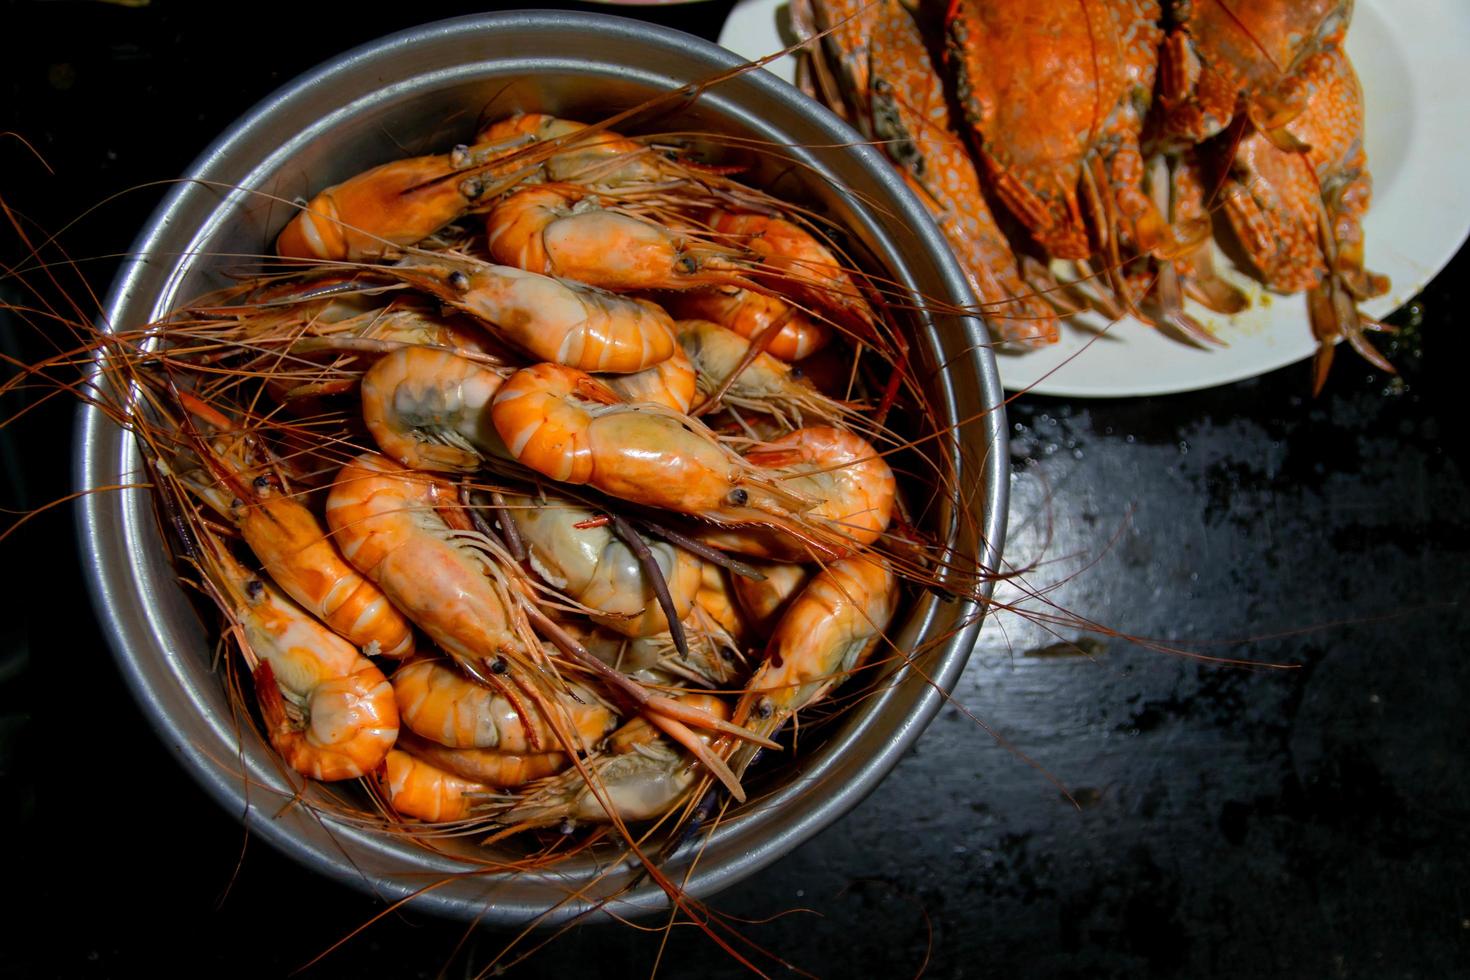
[943, 0, 1163, 261]
[1158, 0, 1353, 144]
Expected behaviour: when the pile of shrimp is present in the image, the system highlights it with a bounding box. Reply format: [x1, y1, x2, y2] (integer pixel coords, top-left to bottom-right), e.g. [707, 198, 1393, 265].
[72, 106, 984, 922]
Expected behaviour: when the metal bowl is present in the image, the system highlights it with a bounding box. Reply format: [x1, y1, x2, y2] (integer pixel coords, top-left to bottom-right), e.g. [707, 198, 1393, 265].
[75, 10, 1008, 924]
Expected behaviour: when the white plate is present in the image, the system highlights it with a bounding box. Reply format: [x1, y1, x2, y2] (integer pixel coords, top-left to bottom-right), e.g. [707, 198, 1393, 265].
[717, 0, 1470, 396]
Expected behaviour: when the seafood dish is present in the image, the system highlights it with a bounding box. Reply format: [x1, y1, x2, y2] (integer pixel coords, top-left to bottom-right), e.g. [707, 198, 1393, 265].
[58, 12, 1005, 940]
[786, 0, 1402, 394]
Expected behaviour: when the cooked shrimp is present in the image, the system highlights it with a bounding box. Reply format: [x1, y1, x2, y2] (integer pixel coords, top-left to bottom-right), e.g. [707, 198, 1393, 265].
[276, 133, 529, 261]
[174, 395, 415, 658]
[380, 251, 678, 374]
[505, 492, 703, 638]
[488, 695, 730, 830]
[477, 113, 712, 189]
[677, 318, 854, 428]
[706, 210, 875, 333]
[670, 287, 830, 362]
[378, 748, 492, 823]
[324, 452, 753, 787]
[324, 452, 536, 666]
[391, 657, 614, 754]
[699, 426, 895, 561]
[395, 729, 569, 788]
[360, 346, 510, 472]
[730, 555, 899, 774]
[601, 343, 697, 413]
[485, 185, 747, 290]
[206, 545, 398, 781]
[490, 362, 819, 531]
[731, 560, 813, 638]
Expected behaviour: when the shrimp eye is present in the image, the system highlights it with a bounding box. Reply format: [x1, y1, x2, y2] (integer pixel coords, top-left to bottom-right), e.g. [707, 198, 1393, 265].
[449, 143, 470, 168]
[489, 656, 508, 675]
[726, 488, 749, 507]
[459, 177, 483, 200]
[448, 271, 471, 292]
[677, 255, 699, 274]
[252, 475, 271, 490]
[755, 697, 775, 720]
[245, 579, 265, 601]
[789, 366, 804, 380]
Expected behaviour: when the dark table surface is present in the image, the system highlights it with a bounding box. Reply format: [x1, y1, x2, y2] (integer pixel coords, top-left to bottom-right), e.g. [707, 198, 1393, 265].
[4, 2, 1468, 977]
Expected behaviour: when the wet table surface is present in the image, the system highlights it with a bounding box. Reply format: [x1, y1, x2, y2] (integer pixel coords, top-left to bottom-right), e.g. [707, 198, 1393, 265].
[3, 2, 1467, 976]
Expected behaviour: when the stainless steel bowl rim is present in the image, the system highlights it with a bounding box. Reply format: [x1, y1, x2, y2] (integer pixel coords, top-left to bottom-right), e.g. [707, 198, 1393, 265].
[76, 9, 1009, 925]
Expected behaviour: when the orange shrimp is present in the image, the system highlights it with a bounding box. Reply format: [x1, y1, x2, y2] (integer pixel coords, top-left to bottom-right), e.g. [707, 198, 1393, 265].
[700, 426, 896, 561]
[175, 394, 415, 659]
[276, 134, 529, 261]
[693, 561, 755, 647]
[360, 346, 510, 472]
[324, 452, 535, 667]
[601, 343, 697, 413]
[706, 210, 875, 334]
[485, 184, 747, 290]
[378, 749, 492, 823]
[476, 113, 667, 187]
[731, 560, 813, 638]
[476, 113, 732, 189]
[207, 545, 399, 781]
[730, 555, 898, 773]
[489, 362, 818, 530]
[377, 252, 678, 374]
[670, 287, 831, 362]
[676, 318, 855, 428]
[325, 453, 764, 794]
[395, 729, 569, 788]
[391, 657, 614, 754]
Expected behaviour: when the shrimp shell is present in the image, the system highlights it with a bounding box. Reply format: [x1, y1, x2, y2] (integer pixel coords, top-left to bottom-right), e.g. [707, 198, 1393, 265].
[670, 287, 831, 362]
[173, 405, 415, 659]
[275, 134, 525, 261]
[324, 452, 529, 664]
[731, 560, 813, 638]
[387, 252, 678, 374]
[212, 548, 399, 781]
[379, 749, 492, 823]
[600, 343, 697, 413]
[700, 426, 896, 560]
[391, 658, 614, 754]
[236, 488, 417, 659]
[486, 184, 746, 290]
[490, 362, 818, 528]
[677, 317, 853, 428]
[360, 346, 509, 472]
[395, 729, 569, 788]
[731, 555, 899, 772]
